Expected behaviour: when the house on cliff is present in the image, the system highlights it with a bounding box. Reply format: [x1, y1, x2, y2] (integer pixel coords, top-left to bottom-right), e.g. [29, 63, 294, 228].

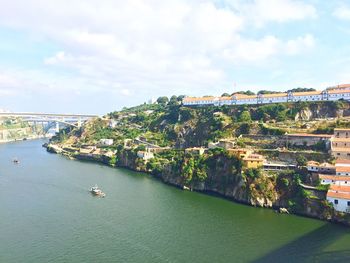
[327, 185, 350, 213]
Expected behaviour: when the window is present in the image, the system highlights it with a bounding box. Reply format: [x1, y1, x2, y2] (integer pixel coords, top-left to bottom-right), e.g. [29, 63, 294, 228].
[334, 199, 338, 204]
[348, 201, 350, 206]
[337, 153, 341, 156]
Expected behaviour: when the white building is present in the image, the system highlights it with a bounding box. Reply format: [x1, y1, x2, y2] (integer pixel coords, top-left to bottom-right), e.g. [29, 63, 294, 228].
[319, 174, 350, 186]
[137, 150, 154, 160]
[327, 185, 350, 213]
[336, 166, 350, 176]
[182, 84, 350, 107]
[306, 161, 335, 174]
[99, 139, 114, 146]
[109, 120, 118, 128]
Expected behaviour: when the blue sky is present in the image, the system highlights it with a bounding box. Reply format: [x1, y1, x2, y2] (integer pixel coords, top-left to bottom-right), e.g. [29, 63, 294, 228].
[0, 0, 350, 114]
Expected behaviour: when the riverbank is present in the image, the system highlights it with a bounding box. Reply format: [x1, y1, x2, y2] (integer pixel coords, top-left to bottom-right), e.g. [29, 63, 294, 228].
[45, 142, 350, 227]
[0, 134, 51, 144]
[4, 139, 350, 262]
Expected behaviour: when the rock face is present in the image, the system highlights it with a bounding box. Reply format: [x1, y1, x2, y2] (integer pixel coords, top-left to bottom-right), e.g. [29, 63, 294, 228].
[117, 150, 278, 208]
[295, 109, 313, 121]
[294, 102, 350, 121]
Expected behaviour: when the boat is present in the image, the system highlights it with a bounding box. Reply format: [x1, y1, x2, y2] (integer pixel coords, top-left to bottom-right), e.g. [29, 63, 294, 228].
[13, 158, 19, 164]
[90, 185, 106, 197]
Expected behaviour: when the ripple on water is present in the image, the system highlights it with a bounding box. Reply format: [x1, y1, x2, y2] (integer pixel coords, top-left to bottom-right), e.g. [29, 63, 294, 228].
[1, 140, 350, 263]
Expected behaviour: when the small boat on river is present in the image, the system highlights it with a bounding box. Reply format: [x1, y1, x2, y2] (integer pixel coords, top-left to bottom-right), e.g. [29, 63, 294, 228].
[90, 185, 106, 197]
[13, 158, 20, 164]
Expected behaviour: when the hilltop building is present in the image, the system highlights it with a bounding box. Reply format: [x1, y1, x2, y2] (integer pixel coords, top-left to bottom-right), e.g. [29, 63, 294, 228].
[183, 84, 350, 107]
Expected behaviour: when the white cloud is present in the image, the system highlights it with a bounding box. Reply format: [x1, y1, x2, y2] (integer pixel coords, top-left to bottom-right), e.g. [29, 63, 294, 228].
[223, 34, 314, 63]
[120, 88, 132, 96]
[44, 51, 68, 65]
[239, 0, 317, 26]
[223, 35, 280, 62]
[285, 34, 315, 55]
[0, 0, 318, 111]
[333, 5, 350, 20]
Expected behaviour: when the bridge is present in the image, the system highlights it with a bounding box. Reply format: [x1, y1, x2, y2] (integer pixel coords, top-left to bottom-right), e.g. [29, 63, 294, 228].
[0, 112, 99, 132]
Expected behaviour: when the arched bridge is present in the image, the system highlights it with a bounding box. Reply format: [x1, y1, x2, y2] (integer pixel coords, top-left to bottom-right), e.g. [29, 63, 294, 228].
[0, 112, 99, 132]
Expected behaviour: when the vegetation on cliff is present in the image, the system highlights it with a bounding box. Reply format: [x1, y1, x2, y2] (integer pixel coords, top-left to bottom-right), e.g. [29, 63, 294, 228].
[50, 98, 350, 224]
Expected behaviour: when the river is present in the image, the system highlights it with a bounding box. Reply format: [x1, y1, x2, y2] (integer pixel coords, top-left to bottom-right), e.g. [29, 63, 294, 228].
[1, 140, 350, 262]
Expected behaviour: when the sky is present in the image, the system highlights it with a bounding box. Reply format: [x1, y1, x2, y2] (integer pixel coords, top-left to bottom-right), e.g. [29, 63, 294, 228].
[0, 0, 350, 114]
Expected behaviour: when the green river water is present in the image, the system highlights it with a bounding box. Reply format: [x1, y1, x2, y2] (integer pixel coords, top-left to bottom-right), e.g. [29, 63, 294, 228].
[1, 140, 350, 262]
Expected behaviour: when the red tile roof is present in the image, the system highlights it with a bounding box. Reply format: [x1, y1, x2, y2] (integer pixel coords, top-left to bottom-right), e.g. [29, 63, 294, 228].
[183, 96, 216, 102]
[336, 159, 350, 165]
[327, 191, 350, 200]
[336, 167, 350, 173]
[293, 91, 322, 96]
[334, 128, 350, 131]
[307, 161, 319, 166]
[261, 93, 287, 98]
[328, 89, 350, 94]
[319, 174, 350, 181]
[233, 94, 257, 99]
[319, 162, 335, 168]
[329, 185, 350, 192]
[331, 138, 350, 142]
[332, 147, 350, 152]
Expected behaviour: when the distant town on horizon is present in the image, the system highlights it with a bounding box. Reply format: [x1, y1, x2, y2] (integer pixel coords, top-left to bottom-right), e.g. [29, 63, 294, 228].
[183, 83, 350, 106]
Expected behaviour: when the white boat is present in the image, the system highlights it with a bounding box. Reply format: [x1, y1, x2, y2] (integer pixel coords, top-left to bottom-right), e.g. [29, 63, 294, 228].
[90, 185, 106, 197]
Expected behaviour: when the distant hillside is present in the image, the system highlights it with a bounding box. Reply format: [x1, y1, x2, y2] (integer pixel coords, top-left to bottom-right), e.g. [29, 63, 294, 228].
[53, 98, 350, 149]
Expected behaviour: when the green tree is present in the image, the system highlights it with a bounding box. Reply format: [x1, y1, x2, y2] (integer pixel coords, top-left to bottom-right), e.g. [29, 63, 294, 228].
[276, 110, 287, 122]
[296, 155, 307, 167]
[234, 90, 255, 96]
[177, 95, 185, 101]
[109, 155, 117, 166]
[239, 110, 252, 122]
[169, 95, 179, 105]
[182, 157, 195, 184]
[157, 96, 169, 105]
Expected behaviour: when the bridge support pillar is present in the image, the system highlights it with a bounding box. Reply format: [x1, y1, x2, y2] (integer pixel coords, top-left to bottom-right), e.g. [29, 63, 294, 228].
[55, 122, 59, 133]
[33, 121, 37, 133]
